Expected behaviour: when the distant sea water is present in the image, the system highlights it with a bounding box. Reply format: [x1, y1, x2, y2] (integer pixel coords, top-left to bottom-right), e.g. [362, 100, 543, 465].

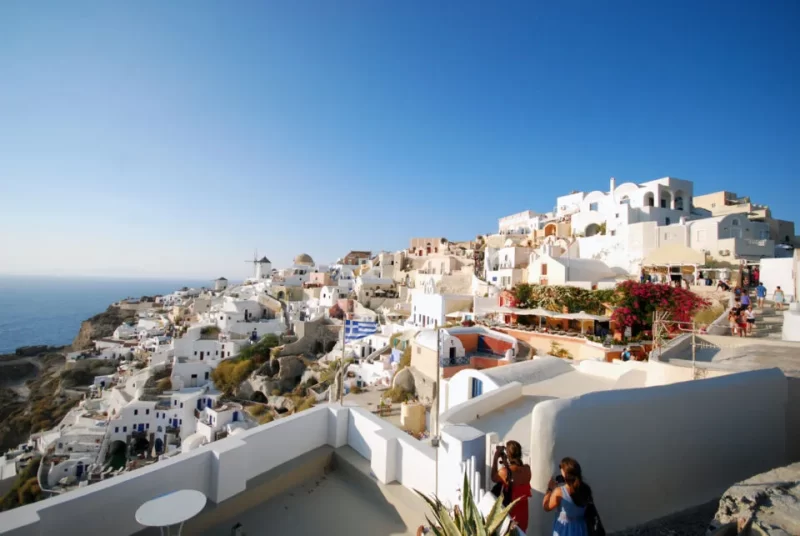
[0, 276, 210, 354]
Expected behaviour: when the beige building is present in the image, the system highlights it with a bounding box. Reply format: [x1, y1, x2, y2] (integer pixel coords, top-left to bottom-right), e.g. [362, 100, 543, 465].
[694, 191, 797, 246]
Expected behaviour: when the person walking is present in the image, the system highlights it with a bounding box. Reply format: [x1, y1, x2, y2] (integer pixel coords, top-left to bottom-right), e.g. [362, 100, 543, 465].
[756, 282, 767, 309]
[745, 306, 756, 336]
[741, 291, 751, 308]
[544, 457, 593, 536]
[774, 286, 786, 310]
[491, 441, 532, 533]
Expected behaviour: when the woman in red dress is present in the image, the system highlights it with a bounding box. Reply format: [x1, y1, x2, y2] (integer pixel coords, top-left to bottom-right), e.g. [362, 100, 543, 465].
[491, 440, 532, 532]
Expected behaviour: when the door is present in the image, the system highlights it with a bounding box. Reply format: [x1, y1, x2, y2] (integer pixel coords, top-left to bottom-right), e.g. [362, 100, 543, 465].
[138, 424, 144, 432]
[75, 462, 84, 478]
[449, 347, 456, 365]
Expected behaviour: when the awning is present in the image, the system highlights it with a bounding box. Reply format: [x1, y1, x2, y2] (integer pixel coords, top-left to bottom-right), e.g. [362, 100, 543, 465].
[560, 311, 609, 321]
[643, 244, 705, 267]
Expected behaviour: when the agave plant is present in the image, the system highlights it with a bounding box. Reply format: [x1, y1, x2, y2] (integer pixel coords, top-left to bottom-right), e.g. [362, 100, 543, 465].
[415, 473, 520, 536]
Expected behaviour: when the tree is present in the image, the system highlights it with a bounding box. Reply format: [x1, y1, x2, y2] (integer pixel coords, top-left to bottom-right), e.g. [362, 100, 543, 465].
[415, 472, 519, 536]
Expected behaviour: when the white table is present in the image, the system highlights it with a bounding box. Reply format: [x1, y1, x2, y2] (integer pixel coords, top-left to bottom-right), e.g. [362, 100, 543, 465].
[135, 489, 207, 536]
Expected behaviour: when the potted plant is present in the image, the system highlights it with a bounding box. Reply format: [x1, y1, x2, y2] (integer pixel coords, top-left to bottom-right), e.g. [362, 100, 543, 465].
[416, 473, 520, 535]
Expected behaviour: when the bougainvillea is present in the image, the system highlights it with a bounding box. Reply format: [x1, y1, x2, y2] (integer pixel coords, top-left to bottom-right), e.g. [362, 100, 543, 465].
[611, 280, 709, 330]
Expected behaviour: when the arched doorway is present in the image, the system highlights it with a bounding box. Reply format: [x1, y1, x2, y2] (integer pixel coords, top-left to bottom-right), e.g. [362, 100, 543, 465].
[585, 223, 601, 237]
[108, 440, 127, 469]
[154, 437, 164, 455]
[544, 223, 557, 237]
[660, 191, 672, 209]
[643, 192, 655, 207]
[674, 190, 685, 210]
[132, 436, 150, 457]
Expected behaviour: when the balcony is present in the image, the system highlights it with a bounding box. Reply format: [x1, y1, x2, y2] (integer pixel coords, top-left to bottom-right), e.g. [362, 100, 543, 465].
[0, 406, 448, 536]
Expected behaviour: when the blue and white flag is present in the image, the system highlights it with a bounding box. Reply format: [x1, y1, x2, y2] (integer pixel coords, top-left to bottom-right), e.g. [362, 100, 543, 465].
[345, 320, 378, 342]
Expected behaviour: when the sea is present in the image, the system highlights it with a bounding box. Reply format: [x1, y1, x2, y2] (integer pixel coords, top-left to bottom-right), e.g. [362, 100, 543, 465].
[0, 276, 210, 354]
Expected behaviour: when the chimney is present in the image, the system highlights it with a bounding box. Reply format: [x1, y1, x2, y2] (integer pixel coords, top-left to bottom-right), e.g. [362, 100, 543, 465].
[610, 177, 616, 193]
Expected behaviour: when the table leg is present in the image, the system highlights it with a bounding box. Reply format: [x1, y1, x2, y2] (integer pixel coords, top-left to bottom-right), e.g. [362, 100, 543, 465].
[176, 521, 185, 536]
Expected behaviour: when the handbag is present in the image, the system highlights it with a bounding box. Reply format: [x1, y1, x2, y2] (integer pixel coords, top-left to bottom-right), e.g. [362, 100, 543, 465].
[584, 500, 606, 536]
[490, 461, 514, 507]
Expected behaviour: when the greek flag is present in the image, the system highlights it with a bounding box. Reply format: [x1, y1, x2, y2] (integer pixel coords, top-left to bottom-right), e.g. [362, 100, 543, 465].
[345, 320, 378, 342]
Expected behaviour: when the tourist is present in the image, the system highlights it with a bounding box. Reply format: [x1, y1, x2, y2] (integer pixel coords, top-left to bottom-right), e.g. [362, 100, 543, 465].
[491, 441, 532, 533]
[621, 347, 631, 362]
[543, 457, 593, 536]
[737, 309, 748, 337]
[728, 310, 739, 336]
[774, 286, 786, 310]
[741, 290, 751, 308]
[756, 282, 767, 308]
[745, 306, 756, 335]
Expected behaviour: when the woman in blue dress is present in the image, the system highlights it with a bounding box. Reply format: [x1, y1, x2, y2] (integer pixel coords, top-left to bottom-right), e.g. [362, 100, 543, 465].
[542, 457, 591, 536]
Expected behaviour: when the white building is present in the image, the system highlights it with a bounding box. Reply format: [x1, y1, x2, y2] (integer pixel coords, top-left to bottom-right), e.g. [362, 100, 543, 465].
[484, 242, 532, 289]
[528, 246, 621, 288]
[410, 278, 473, 329]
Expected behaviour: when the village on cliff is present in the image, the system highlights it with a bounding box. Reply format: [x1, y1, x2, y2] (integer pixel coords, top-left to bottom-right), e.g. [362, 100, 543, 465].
[2, 177, 799, 535]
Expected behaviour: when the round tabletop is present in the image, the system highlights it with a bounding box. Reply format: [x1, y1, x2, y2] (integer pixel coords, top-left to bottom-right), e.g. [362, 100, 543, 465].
[135, 489, 207, 527]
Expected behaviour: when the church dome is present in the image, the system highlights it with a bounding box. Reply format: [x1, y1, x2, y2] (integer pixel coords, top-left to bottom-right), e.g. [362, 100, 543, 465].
[294, 253, 314, 266]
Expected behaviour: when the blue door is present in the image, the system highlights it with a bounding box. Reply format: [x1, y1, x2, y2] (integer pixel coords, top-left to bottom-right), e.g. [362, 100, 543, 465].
[232, 411, 238, 422]
[172, 419, 178, 428]
[471, 378, 483, 398]
[138, 424, 144, 432]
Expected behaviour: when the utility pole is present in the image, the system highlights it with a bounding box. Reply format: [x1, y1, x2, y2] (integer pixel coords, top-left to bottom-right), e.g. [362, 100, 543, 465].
[339, 320, 346, 405]
[432, 327, 441, 500]
[691, 321, 697, 380]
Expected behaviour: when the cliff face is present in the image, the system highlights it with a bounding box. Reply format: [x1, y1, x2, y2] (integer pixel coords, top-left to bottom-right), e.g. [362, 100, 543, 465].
[71, 306, 136, 350]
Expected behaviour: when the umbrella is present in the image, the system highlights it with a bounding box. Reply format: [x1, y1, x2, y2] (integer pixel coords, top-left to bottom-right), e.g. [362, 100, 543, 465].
[560, 311, 609, 334]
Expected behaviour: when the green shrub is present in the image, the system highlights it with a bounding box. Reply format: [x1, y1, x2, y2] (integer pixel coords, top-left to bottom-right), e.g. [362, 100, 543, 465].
[258, 413, 274, 425]
[156, 378, 171, 392]
[384, 386, 410, 403]
[211, 359, 257, 394]
[248, 405, 267, 417]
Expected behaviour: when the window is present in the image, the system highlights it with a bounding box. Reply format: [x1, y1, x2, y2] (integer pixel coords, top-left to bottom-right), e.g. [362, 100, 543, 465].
[665, 217, 671, 225]
[174, 400, 177, 406]
[610, 230, 616, 236]
[146, 409, 149, 415]
[732, 218, 740, 226]
[123, 426, 127, 432]
[194, 351, 197, 356]
[711, 203, 716, 208]
[660, 199, 667, 208]
[615, 213, 619, 218]
[541, 263, 548, 275]
[205, 372, 209, 380]
[180, 402, 184, 408]
[134, 409, 138, 415]
[589, 202, 599, 211]
[146, 423, 150, 430]
[115, 427, 119, 433]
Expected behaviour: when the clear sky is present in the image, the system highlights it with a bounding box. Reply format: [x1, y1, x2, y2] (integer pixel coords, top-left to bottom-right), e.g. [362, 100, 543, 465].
[1, 1, 798, 280]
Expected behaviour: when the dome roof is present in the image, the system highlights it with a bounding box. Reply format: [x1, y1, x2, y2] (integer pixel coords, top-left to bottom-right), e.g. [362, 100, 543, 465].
[294, 253, 314, 266]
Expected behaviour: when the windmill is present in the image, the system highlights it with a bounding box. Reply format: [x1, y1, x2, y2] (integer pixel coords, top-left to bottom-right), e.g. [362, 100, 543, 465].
[245, 250, 271, 280]
[245, 250, 259, 279]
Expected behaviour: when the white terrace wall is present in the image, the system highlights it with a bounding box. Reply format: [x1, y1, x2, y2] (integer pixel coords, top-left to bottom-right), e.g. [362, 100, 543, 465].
[0, 405, 440, 536]
[527, 368, 787, 535]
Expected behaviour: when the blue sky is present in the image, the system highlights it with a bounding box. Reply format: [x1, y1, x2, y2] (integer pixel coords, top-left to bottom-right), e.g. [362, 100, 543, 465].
[1, 1, 798, 279]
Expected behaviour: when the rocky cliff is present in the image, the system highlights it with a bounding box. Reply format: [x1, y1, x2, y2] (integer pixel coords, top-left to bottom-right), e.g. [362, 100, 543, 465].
[709, 462, 800, 535]
[71, 306, 137, 350]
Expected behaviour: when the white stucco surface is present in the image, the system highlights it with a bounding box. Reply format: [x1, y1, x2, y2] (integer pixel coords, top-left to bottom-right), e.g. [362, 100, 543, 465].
[527, 368, 788, 534]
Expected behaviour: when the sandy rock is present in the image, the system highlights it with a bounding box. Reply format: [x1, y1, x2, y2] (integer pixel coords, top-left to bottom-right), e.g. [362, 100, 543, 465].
[709, 462, 800, 536]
